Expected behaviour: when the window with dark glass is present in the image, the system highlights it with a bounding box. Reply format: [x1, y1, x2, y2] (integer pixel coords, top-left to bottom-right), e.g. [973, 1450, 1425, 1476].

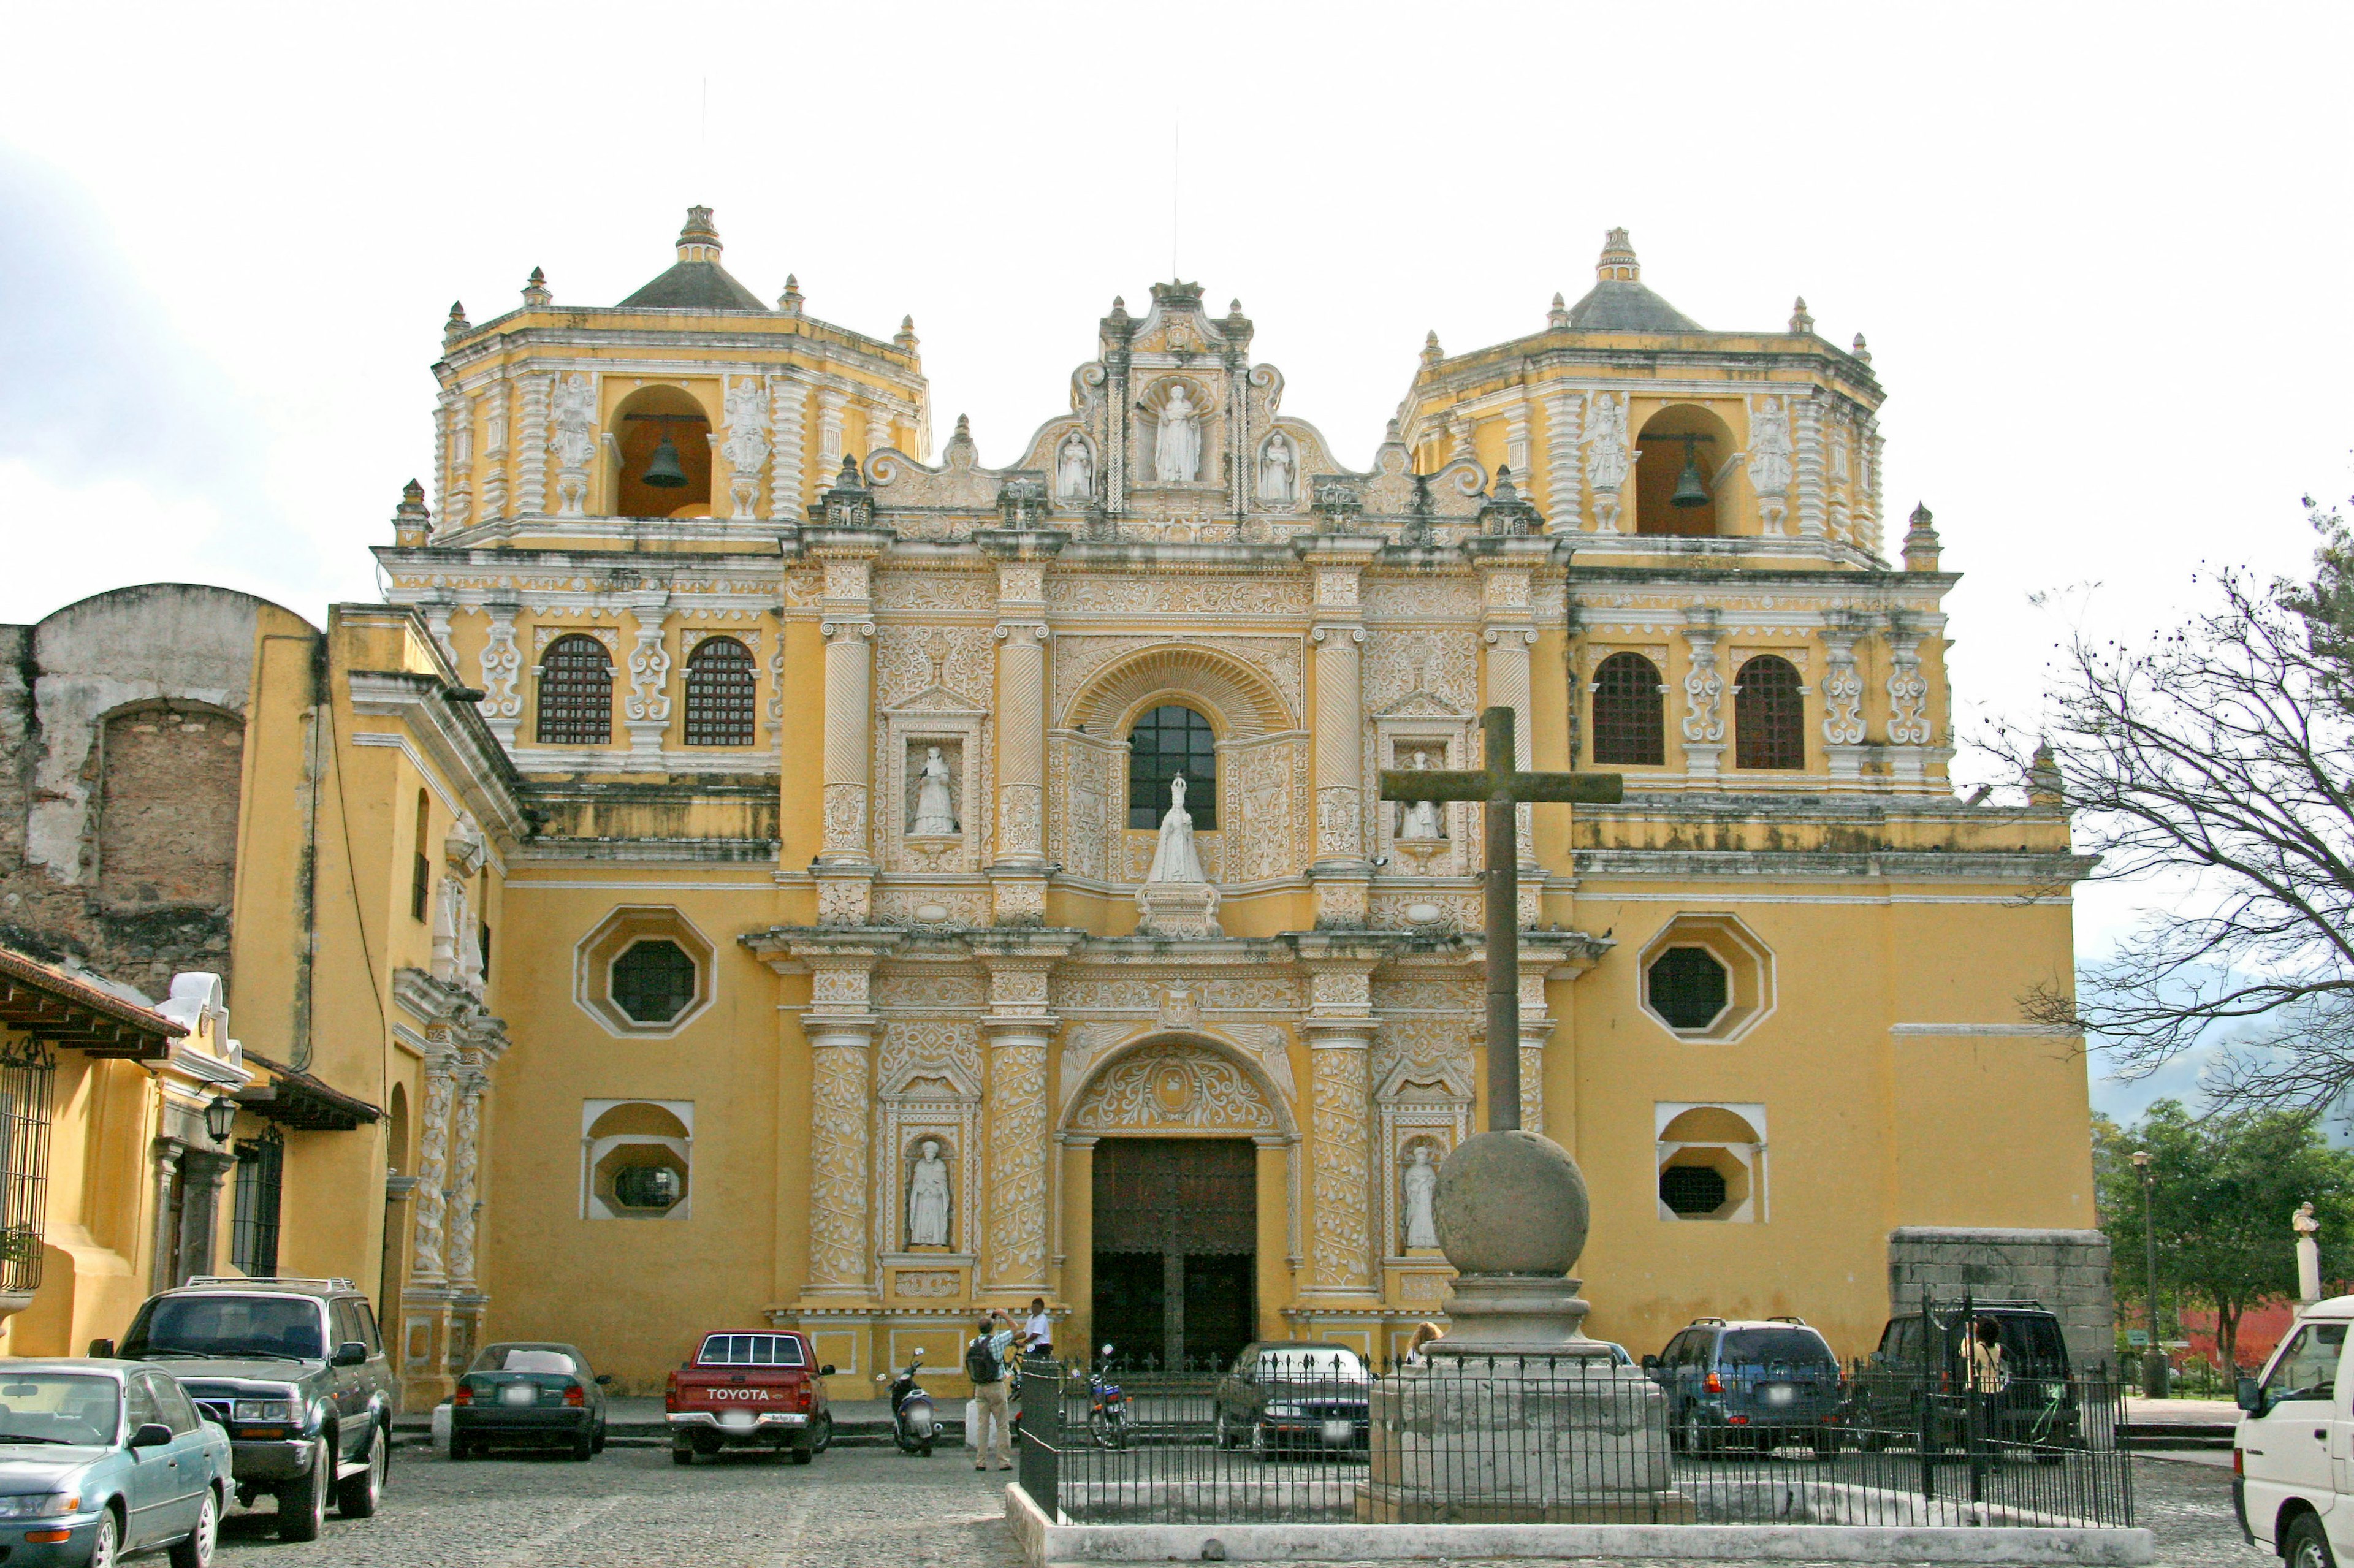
[1659, 1165, 1728, 1217]
[1647, 946, 1729, 1030]
[612, 1164, 683, 1211]
[230, 1129, 284, 1278]
[612, 940, 698, 1024]
[1591, 653, 1665, 766]
[536, 634, 614, 745]
[1734, 655, 1805, 770]
[683, 636, 756, 747]
[0, 1039, 54, 1298]
[1127, 705, 1217, 829]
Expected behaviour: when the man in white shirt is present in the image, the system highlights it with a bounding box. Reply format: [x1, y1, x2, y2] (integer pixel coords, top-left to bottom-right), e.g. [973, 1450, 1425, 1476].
[1023, 1298, 1053, 1361]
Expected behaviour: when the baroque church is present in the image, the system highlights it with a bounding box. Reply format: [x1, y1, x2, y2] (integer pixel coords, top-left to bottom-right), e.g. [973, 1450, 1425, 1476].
[0, 208, 2111, 1399]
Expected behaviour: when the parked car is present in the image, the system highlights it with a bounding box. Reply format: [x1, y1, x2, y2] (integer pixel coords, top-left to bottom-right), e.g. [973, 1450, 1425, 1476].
[452, 1343, 610, 1461]
[1212, 1342, 1369, 1460]
[2236, 1295, 2351, 1564]
[1644, 1317, 1842, 1453]
[94, 1275, 394, 1540]
[1850, 1300, 2078, 1457]
[0, 1359, 232, 1567]
[666, 1331, 834, 1464]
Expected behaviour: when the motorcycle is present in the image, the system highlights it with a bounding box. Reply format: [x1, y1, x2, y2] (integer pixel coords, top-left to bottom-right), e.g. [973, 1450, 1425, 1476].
[875, 1348, 939, 1456]
[1086, 1343, 1132, 1452]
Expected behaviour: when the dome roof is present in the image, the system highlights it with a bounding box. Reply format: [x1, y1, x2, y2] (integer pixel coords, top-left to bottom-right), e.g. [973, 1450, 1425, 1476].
[617, 206, 769, 312]
[1555, 228, 1702, 333]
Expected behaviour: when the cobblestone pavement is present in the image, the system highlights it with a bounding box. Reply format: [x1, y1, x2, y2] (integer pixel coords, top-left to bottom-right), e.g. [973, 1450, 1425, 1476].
[210, 1448, 2268, 1567]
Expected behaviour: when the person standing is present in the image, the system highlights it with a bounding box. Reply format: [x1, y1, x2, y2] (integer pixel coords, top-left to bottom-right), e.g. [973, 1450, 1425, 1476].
[1023, 1298, 1054, 1362]
[967, 1311, 1018, 1472]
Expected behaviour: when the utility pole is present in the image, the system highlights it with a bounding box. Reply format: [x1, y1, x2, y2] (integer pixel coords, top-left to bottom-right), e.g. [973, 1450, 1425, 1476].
[2132, 1149, 2165, 1398]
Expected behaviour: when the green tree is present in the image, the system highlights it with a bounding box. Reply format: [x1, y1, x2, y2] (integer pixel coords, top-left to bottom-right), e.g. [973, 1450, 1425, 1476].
[2094, 1100, 2354, 1368]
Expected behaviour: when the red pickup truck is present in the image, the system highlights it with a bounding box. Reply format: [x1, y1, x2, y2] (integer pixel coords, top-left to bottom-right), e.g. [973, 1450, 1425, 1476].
[666, 1331, 835, 1463]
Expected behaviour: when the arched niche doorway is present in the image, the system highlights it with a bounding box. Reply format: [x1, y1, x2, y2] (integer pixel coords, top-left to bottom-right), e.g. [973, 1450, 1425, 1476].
[1634, 404, 1737, 537]
[611, 385, 713, 519]
[1065, 1037, 1286, 1372]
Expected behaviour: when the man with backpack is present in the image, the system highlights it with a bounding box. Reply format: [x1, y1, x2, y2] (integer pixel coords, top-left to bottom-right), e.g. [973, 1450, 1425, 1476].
[967, 1310, 1018, 1471]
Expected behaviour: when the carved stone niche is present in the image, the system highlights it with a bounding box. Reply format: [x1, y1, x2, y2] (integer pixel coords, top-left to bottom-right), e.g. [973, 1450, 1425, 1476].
[1376, 1054, 1473, 1295]
[1373, 722, 1476, 876]
[1133, 374, 1222, 489]
[883, 709, 986, 876]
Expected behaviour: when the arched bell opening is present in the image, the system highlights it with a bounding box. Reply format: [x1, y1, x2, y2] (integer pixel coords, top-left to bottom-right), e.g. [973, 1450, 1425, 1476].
[611, 385, 713, 519]
[1633, 405, 1736, 537]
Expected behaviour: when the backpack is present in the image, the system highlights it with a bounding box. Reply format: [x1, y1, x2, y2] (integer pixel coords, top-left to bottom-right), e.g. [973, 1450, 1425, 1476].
[966, 1336, 1002, 1385]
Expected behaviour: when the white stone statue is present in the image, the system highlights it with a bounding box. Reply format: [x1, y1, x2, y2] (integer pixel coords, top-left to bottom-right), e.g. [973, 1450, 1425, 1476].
[552, 372, 597, 470]
[1403, 1145, 1441, 1249]
[1746, 395, 1793, 496]
[431, 874, 482, 994]
[1145, 773, 1209, 883]
[2298, 1201, 2323, 1303]
[1400, 752, 1443, 840]
[1259, 433, 1295, 503]
[1154, 385, 1201, 484]
[911, 747, 958, 834]
[1585, 391, 1630, 492]
[907, 1140, 951, 1247]
[1057, 431, 1094, 501]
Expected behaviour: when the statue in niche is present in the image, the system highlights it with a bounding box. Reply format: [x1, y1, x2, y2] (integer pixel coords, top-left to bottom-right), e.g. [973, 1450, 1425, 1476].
[1585, 391, 1630, 492]
[1145, 773, 1208, 883]
[1402, 1144, 1441, 1249]
[911, 746, 958, 834]
[907, 1139, 952, 1247]
[1154, 385, 1201, 484]
[1746, 395, 1794, 496]
[1259, 433, 1295, 503]
[1399, 750, 1444, 840]
[1056, 430, 1094, 501]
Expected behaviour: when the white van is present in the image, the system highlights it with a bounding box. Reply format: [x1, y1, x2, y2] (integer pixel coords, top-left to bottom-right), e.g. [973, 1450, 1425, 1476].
[2238, 1298, 2354, 1565]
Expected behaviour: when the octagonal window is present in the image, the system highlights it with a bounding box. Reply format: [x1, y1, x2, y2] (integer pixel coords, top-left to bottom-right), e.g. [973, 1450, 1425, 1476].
[1647, 946, 1729, 1031]
[1659, 1163, 1728, 1217]
[612, 940, 698, 1024]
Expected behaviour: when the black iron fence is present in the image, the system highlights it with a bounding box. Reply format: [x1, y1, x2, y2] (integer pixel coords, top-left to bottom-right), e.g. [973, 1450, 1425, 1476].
[1015, 1352, 2134, 1529]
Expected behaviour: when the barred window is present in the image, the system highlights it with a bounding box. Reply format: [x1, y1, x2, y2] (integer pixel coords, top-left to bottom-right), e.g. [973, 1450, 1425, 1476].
[1127, 705, 1217, 829]
[1648, 946, 1729, 1031]
[230, 1130, 284, 1279]
[536, 635, 613, 745]
[0, 1040, 53, 1297]
[1734, 655, 1805, 770]
[683, 637, 757, 747]
[613, 940, 698, 1024]
[1591, 653, 1665, 766]
[1660, 1164, 1729, 1217]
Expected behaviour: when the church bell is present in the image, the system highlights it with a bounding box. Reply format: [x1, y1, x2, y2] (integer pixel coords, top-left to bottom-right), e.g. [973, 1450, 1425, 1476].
[640, 432, 688, 489]
[1670, 440, 1710, 509]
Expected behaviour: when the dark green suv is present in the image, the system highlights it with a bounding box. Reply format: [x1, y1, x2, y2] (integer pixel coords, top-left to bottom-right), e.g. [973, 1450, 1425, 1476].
[1850, 1300, 2078, 1458]
[95, 1277, 396, 1541]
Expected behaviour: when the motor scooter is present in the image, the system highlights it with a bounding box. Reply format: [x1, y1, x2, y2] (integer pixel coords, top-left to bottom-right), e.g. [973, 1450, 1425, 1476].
[1086, 1343, 1131, 1451]
[875, 1347, 939, 1456]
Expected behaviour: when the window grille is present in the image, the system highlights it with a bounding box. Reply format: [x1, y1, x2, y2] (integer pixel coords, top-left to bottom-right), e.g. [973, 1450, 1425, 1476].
[1591, 653, 1665, 766]
[1660, 1163, 1729, 1216]
[1127, 705, 1217, 829]
[536, 635, 613, 745]
[1734, 655, 1805, 770]
[0, 1040, 53, 1296]
[230, 1129, 284, 1278]
[613, 940, 697, 1024]
[682, 637, 756, 747]
[1648, 946, 1729, 1030]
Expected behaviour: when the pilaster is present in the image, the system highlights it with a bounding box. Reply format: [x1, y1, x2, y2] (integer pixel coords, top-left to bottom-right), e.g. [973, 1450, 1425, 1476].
[1295, 935, 1383, 1303]
[979, 531, 1069, 924]
[478, 598, 523, 746]
[1820, 609, 1868, 781]
[1884, 610, 1931, 783]
[1297, 534, 1381, 923]
[1473, 536, 1561, 895]
[802, 510, 889, 924]
[622, 588, 673, 763]
[973, 931, 1079, 1299]
[1679, 605, 1726, 785]
[769, 376, 808, 519]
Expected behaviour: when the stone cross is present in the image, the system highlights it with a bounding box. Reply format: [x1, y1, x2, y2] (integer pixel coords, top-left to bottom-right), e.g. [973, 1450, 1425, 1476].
[1379, 706, 1621, 1130]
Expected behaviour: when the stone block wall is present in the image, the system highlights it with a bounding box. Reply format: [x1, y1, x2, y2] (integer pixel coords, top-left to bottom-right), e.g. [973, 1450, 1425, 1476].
[1887, 1225, 2116, 1373]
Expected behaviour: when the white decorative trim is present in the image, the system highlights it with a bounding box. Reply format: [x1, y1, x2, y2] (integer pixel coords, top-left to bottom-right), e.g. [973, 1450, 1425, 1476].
[1887, 1023, 2081, 1037]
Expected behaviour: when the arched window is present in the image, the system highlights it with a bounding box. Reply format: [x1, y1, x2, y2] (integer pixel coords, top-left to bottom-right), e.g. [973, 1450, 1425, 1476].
[612, 386, 714, 520]
[1734, 655, 1805, 770]
[1591, 653, 1664, 767]
[1127, 704, 1217, 829]
[1632, 405, 1736, 537]
[537, 635, 613, 745]
[683, 636, 756, 747]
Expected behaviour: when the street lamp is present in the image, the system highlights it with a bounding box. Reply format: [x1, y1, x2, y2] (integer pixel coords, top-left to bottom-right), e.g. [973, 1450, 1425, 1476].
[203, 1095, 239, 1144]
[2131, 1149, 2165, 1398]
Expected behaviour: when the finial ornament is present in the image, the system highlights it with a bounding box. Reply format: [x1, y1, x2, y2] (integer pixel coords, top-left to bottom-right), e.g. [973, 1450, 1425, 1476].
[1421, 329, 1442, 367]
[1851, 332, 1872, 365]
[676, 205, 722, 262]
[836, 452, 863, 489]
[522, 267, 551, 308]
[896, 315, 919, 352]
[393, 478, 432, 546]
[442, 300, 470, 348]
[1903, 501, 1942, 573]
[2027, 742, 2063, 807]
[1548, 291, 1570, 329]
[1598, 227, 1639, 281]
[1789, 296, 1814, 334]
[778, 274, 803, 314]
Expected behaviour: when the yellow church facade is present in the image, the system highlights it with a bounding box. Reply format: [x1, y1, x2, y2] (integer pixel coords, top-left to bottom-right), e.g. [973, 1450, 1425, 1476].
[0, 210, 2100, 1404]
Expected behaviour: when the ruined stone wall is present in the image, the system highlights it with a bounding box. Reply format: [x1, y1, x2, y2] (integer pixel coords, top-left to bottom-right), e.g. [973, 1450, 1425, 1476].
[1887, 1225, 2117, 1372]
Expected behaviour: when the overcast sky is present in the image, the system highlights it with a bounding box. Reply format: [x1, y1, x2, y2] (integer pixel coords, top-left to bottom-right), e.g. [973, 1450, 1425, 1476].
[4, 3, 2347, 1117]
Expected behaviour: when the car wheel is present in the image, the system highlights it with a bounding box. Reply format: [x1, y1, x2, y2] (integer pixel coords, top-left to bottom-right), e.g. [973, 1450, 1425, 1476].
[169, 1488, 218, 1568]
[340, 1423, 387, 1516]
[592, 1422, 608, 1455]
[810, 1412, 833, 1455]
[278, 1435, 331, 1542]
[2288, 1513, 2338, 1568]
[788, 1442, 815, 1466]
[671, 1445, 693, 1466]
[88, 1505, 121, 1568]
[573, 1426, 595, 1461]
[1681, 1408, 1716, 1457]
